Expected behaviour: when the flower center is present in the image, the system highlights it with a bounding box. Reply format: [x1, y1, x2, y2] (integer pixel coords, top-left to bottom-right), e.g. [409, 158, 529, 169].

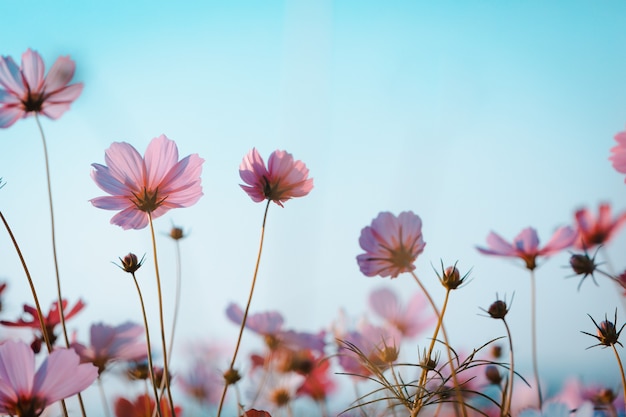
[132, 188, 164, 213]
[22, 89, 45, 113]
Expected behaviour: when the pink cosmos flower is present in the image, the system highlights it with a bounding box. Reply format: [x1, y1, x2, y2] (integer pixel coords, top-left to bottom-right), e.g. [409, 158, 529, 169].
[476, 226, 576, 270]
[90, 135, 204, 230]
[0, 339, 98, 417]
[1, 299, 85, 352]
[239, 148, 313, 206]
[178, 361, 222, 406]
[226, 303, 325, 352]
[0, 49, 83, 128]
[356, 211, 426, 278]
[573, 203, 626, 249]
[609, 128, 626, 177]
[368, 287, 435, 339]
[71, 322, 148, 374]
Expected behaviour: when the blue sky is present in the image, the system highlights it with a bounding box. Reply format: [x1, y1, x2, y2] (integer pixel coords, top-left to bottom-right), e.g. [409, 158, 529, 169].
[1, 0, 626, 409]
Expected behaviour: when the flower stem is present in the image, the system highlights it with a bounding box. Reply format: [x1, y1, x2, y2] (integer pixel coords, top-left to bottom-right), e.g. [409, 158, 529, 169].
[529, 270, 543, 408]
[35, 114, 87, 417]
[501, 318, 515, 417]
[410, 272, 466, 417]
[147, 213, 176, 417]
[611, 344, 626, 408]
[131, 272, 163, 417]
[216, 200, 271, 417]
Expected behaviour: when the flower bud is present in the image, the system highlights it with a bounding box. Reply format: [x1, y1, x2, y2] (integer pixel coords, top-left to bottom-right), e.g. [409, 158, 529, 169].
[570, 253, 596, 276]
[485, 365, 502, 385]
[223, 368, 242, 385]
[488, 300, 508, 319]
[169, 226, 185, 240]
[119, 253, 144, 274]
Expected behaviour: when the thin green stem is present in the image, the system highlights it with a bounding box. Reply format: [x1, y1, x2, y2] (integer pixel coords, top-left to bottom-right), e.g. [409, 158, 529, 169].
[131, 272, 163, 417]
[147, 213, 176, 417]
[216, 200, 271, 417]
[501, 318, 515, 417]
[35, 114, 86, 417]
[611, 344, 626, 409]
[529, 270, 543, 408]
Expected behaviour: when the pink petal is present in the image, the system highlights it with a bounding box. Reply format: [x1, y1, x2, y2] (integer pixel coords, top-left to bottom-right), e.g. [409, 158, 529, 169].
[514, 228, 540, 254]
[368, 287, 400, 322]
[103, 142, 145, 192]
[89, 195, 133, 211]
[540, 226, 576, 255]
[42, 55, 76, 93]
[158, 153, 204, 206]
[0, 340, 35, 398]
[144, 135, 179, 188]
[34, 349, 97, 402]
[0, 55, 24, 94]
[20, 49, 45, 94]
[90, 163, 133, 197]
[110, 206, 149, 230]
[0, 105, 24, 128]
[477, 231, 515, 256]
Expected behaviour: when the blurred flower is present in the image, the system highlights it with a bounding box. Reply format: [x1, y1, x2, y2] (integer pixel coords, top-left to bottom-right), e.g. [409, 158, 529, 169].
[71, 322, 147, 374]
[0, 48, 83, 128]
[169, 225, 185, 240]
[226, 303, 325, 353]
[581, 310, 626, 349]
[550, 378, 622, 415]
[239, 148, 313, 206]
[610, 128, 626, 178]
[0, 299, 85, 352]
[368, 287, 435, 339]
[178, 361, 222, 406]
[357, 211, 426, 278]
[90, 135, 204, 230]
[476, 226, 576, 270]
[573, 203, 626, 249]
[114, 393, 181, 417]
[0, 339, 97, 417]
[294, 351, 337, 402]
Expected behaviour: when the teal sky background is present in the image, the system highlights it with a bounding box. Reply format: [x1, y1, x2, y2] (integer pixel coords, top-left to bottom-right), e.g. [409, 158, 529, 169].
[1, 0, 626, 411]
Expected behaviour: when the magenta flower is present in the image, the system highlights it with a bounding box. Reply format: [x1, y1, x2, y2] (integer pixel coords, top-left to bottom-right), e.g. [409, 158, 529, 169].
[610, 128, 626, 177]
[356, 211, 426, 278]
[239, 148, 313, 206]
[476, 226, 577, 270]
[573, 203, 626, 249]
[368, 287, 435, 339]
[0, 49, 83, 128]
[0, 339, 97, 417]
[71, 322, 148, 374]
[90, 135, 204, 230]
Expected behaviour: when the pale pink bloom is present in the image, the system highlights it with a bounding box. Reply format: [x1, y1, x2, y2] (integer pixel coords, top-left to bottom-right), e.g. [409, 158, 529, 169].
[239, 148, 313, 206]
[357, 211, 426, 278]
[90, 135, 204, 230]
[573, 203, 626, 249]
[609, 129, 626, 176]
[0, 49, 82, 128]
[0, 339, 97, 417]
[226, 303, 325, 352]
[476, 226, 576, 270]
[368, 287, 435, 339]
[549, 378, 623, 415]
[71, 322, 147, 374]
[178, 361, 222, 406]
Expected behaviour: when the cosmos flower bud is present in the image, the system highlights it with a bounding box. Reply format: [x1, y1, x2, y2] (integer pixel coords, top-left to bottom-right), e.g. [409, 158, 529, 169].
[570, 253, 596, 276]
[439, 265, 468, 290]
[119, 253, 144, 274]
[488, 300, 509, 319]
[223, 368, 242, 385]
[169, 226, 185, 240]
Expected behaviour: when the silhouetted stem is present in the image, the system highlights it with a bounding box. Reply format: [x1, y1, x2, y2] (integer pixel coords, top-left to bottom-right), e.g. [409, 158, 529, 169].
[148, 213, 176, 417]
[217, 200, 271, 417]
[131, 272, 163, 417]
[611, 344, 626, 409]
[529, 270, 543, 408]
[410, 273, 466, 417]
[501, 318, 515, 417]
